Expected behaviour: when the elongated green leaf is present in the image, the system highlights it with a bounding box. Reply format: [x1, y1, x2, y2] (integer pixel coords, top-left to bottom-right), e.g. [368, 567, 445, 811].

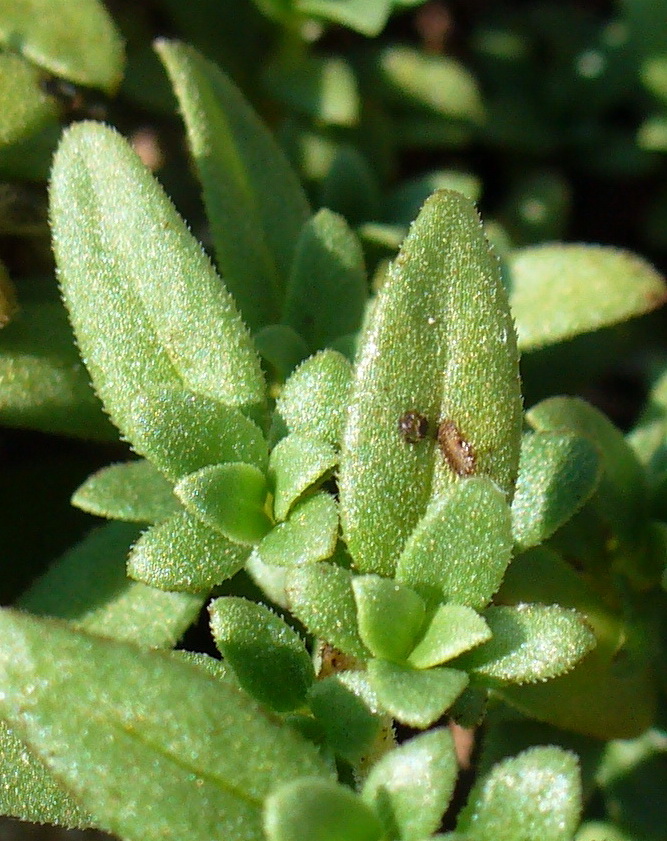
[339, 190, 522, 576]
[308, 675, 381, 764]
[0, 610, 330, 841]
[509, 244, 667, 351]
[156, 40, 310, 332]
[362, 729, 458, 841]
[386, 170, 481, 226]
[511, 432, 602, 550]
[255, 324, 310, 383]
[396, 478, 513, 609]
[265, 778, 384, 841]
[176, 463, 272, 545]
[408, 605, 491, 670]
[457, 747, 581, 841]
[128, 509, 249, 592]
[270, 433, 338, 520]
[0, 0, 124, 93]
[0, 275, 115, 440]
[282, 209, 367, 352]
[50, 121, 266, 446]
[367, 659, 468, 728]
[296, 0, 392, 36]
[456, 605, 596, 685]
[209, 597, 313, 712]
[277, 350, 352, 447]
[286, 562, 368, 658]
[352, 575, 426, 662]
[256, 492, 338, 567]
[19, 521, 204, 648]
[72, 460, 180, 523]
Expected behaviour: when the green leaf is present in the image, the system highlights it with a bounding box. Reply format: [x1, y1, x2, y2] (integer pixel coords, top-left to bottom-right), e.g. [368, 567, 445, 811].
[286, 562, 368, 658]
[509, 244, 667, 351]
[254, 324, 310, 383]
[352, 574, 426, 662]
[297, 0, 392, 36]
[282, 209, 367, 352]
[265, 778, 384, 841]
[367, 659, 468, 728]
[128, 509, 249, 592]
[320, 144, 381, 227]
[396, 478, 513, 609]
[511, 432, 602, 550]
[176, 463, 272, 545]
[308, 676, 381, 764]
[361, 728, 458, 841]
[385, 170, 482, 226]
[71, 460, 180, 523]
[19, 521, 204, 648]
[575, 823, 633, 841]
[455, 604, 596, 685]
[277, 349, 353, 447]
[50, 120, 266, 446]
[377, 46, 485, 123]
[255, 492, 338, 567]
[270, 433, 338, 520]
[156, 40, 310, 332]
[457, 747, 581, 841]
[408, 605, 492, 670]
[0, 52, 60, 181]
[0, 275, 114, 440]
[0, 609, 330, 841]
[209, 597, 313, 712]
[0, 0, 124, 93]
[339, 190, 522, 576]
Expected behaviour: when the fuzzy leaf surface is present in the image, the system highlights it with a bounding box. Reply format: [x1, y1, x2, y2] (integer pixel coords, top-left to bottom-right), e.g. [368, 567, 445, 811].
[308, 676, 381, 764]
[509, 244, 667, 351]
[511, 432, 602, 550]
[0, 610, 330, 841]
[72, 460, 180, 523]
[255, 492, 338, 567]
[128, 509, 249, 592]
[457, 747, 581, 841]
[157, 40, 309, 332]
[269, 433, 337, 520]
[339, 190, 522, 576]
[209, 597, 313, 712]
[408, 604, 491, 670]
[352, 575, 426, 662]
[367, 659, 468, 728]
[286, 562, 368, 658]
[277, 349, 352, 447]
[176, 463, 272, 545]
[51, 121, 265, 449]
[282, 209, 367, 352]
[0, 0, 124, 92]
[396, 477, 513, 609]
[19, 521, 204, 648]
[362, 728, 458, 841]
[455, 605, 596, 685]
[265, 778, 384, 841]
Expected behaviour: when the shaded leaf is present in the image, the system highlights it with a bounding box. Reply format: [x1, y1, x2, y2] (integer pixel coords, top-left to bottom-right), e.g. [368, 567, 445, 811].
[408, 605, 491, 670]
[297, 0, 392, 36]
[254, 324, 310, 383]
[269, 433, 338, 520]
[385, 170, 481, 226]
[353, 574, 426, 662]
[255, 492, 338, 567]
[308, 676, 381, 764]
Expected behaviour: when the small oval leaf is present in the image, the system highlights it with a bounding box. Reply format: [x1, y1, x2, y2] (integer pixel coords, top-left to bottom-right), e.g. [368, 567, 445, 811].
[269, 433, 338, 521]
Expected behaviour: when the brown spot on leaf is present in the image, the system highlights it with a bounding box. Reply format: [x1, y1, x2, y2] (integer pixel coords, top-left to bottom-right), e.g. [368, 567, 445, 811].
[438, 419, 476, 476]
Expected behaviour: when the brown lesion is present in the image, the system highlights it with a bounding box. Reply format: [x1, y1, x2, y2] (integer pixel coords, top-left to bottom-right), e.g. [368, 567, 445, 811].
[315, 642, 362, 679]
[397, 410, 429, 443]
[437, 419, 476, 477]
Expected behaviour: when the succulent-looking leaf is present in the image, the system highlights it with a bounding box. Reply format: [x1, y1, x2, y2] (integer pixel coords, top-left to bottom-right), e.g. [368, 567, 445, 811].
[156, 40, 310, 332]
[367, 659, 469, 728]
[277, 349, 352, 447]
[175, 463, 272, 545]
[308, 676, 381, 764]
[457, 747, 581, 841]
[296, 0, 393, 36]
[362, 728, 458, 841]
[353, 574, 426, 662]
[455, 604, 596, 685]
[396, 477, 513, 609]
[209, 597, 313, 712]
[282, 209, 367, 352]
[50, 122, 266, 448]
[255, 492, 338, 567]
[19, 521, 204, 648]
[254, 324, 310, 383]
[0, 0, 124, 93]
[128, 509, 249, 593]
[264, 778, 384, 841]
[0, 610, 330, 841]
[408, 604, 492, 670]
[269, 433, 338, 521]
[72, 460, 180, 523]
[509, 244, 667, 351]
[339, 190, 522, 576]
[511, 432, 602, 550]
[286, 562, 368, 658]
[386, 170, 481, 226]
